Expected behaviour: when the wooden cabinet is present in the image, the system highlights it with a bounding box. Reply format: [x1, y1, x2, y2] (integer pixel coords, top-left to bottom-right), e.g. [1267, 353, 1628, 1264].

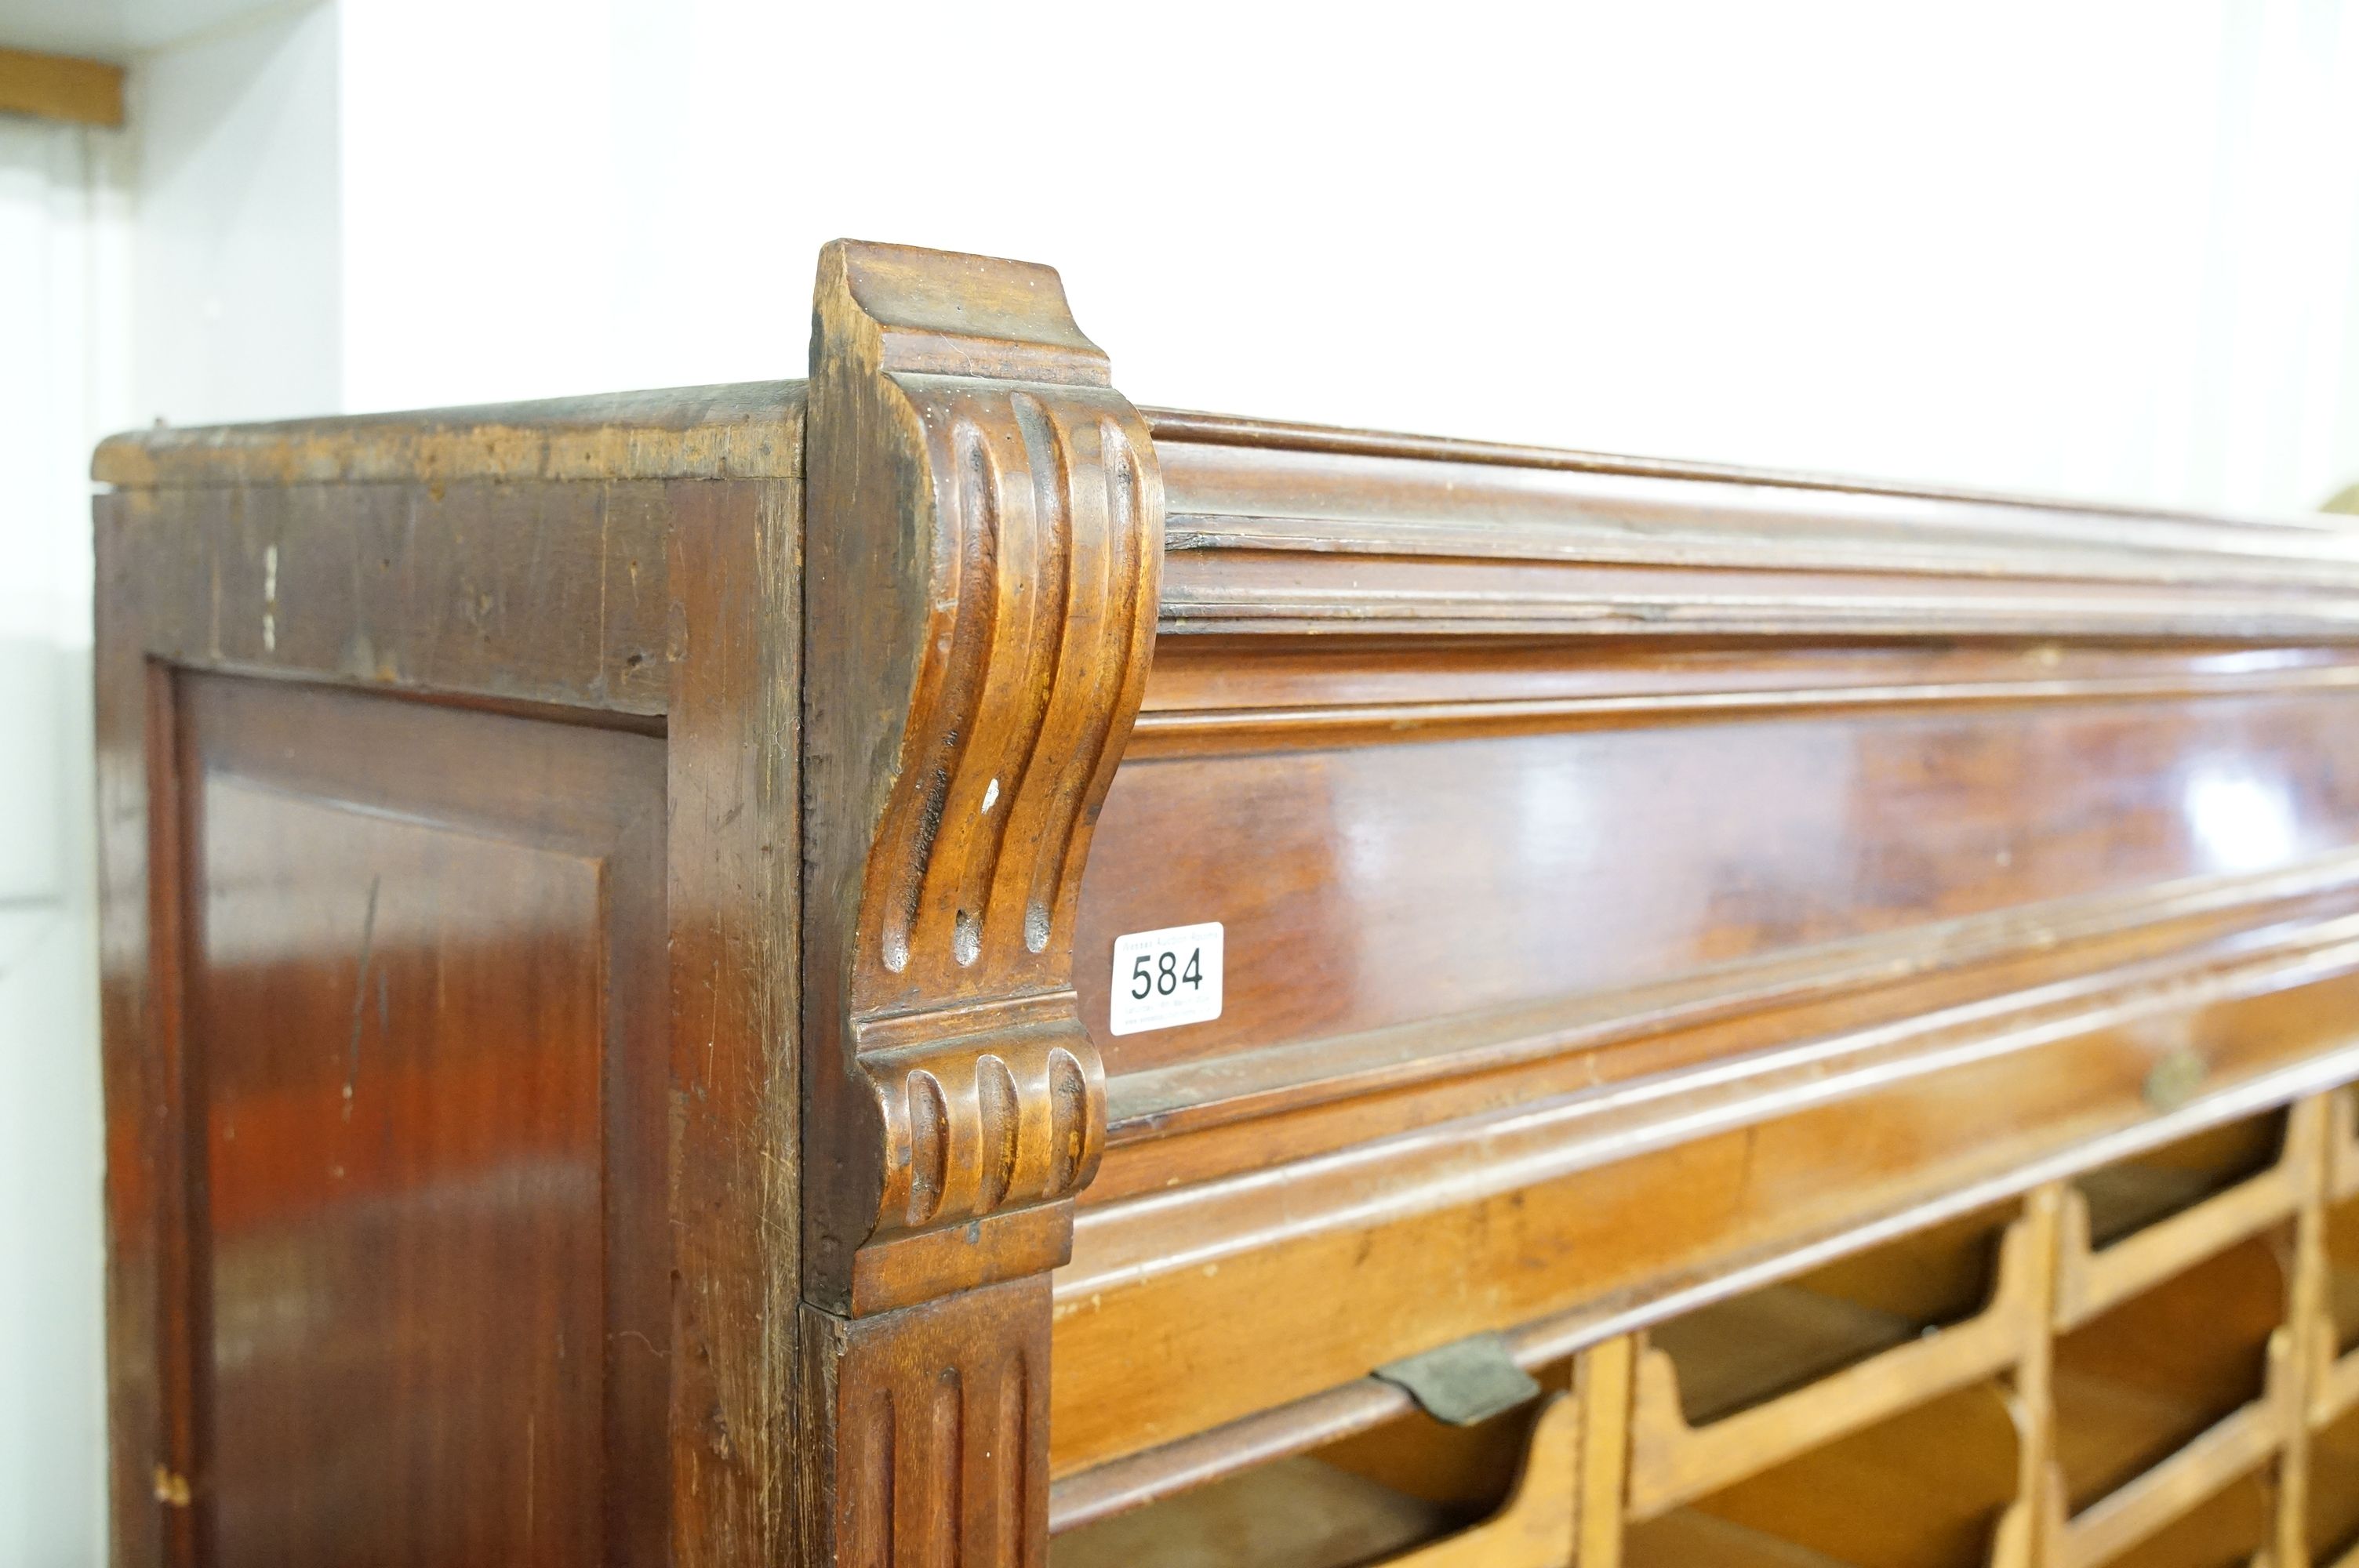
[96, 241, 2359, 1566]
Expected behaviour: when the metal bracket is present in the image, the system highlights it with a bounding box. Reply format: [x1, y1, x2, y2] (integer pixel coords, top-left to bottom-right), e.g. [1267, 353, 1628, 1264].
[1372, 1331, 1542, 1426]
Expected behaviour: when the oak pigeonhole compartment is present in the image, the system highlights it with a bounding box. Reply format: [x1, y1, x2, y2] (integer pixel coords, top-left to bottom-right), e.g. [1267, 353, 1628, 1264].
[2050, 1231, 2289, 1533]
[1629, 1203, 2035, 1518]
[2310, 1402, 2359, 1568]
[2092, 1465, 2274, 1568]
[2072, 1112, 2290, 1250]
[1623, 1380, 2029, 1568]
[1052, 1372, 1574, 1568]
[2054, 1109, 2306, 1336]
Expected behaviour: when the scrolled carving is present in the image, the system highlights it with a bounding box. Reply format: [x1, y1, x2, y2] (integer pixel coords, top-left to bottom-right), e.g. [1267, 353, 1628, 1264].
[803, 241, 1161, 1317]
[856, 380, 1158, 1001]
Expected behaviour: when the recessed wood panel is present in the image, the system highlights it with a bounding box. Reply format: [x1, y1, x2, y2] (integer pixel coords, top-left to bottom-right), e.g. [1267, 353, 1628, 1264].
[176, 676, 667, 1566]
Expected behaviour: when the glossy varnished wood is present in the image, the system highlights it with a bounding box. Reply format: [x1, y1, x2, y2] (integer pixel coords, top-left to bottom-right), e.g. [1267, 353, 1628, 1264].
[96, 385, 806, 1566]
[179, 677, 668, 1564]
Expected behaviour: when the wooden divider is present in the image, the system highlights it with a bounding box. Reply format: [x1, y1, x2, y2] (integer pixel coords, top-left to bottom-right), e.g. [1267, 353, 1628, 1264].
[2328, 1089, 2359, 1204]
[2310, 1142, 2359, 1426]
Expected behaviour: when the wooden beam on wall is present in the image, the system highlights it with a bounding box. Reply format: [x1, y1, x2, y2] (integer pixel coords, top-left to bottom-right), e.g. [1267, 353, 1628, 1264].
[0, 46, 125, 128]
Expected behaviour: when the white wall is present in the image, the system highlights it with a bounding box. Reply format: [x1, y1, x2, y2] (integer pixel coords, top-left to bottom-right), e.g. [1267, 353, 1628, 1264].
[0, 110, 128, 1568]
[133, 2, 340, 426]
[0, 5, 335, 1564]
[340, 0, 2359, 517]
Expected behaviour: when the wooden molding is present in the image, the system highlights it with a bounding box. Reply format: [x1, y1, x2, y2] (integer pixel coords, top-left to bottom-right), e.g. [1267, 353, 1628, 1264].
[801, 237, 1162, 1319]
[0, 45, 124, 128]
[1153, 432, 2359, 642]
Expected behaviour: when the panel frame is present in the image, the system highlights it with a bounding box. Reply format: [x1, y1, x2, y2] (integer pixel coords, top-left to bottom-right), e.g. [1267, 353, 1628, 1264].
[93, 421, 805, 1568]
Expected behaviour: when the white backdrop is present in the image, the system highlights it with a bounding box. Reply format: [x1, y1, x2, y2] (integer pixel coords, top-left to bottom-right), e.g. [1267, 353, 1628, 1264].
[339, 2, 2359, 517]
[8, 3, 2359, 1563]
[0, 112, 122, 1568]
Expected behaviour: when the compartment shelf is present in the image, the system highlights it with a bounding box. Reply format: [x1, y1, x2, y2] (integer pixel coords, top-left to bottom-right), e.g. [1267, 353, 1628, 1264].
[2055, 1106, 2314, 1331]
[1052, 1391, 1577, 1568]
[2049, 1232, 2294, 1568]
[1625, 1381, 2031, 1568]
[2071, 1467, 2276, 1568]
[1629, 1207, 2037, 1518]
[1351, 1396, 1578, 1568]
[2310, 1402, 2359, 1568]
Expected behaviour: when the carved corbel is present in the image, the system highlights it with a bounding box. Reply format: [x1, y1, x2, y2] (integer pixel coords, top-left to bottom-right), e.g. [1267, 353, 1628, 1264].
[798, 240, 1161, 1565]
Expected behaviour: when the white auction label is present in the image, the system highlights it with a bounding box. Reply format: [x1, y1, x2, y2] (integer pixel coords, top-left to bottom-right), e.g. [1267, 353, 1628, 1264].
[1107, 922, 1224, 1036]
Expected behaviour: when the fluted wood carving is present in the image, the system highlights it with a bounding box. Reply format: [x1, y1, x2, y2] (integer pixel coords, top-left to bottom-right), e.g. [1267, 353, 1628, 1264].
[803, 240, 1161, 1317]
[800, 1279, 1052, 1568]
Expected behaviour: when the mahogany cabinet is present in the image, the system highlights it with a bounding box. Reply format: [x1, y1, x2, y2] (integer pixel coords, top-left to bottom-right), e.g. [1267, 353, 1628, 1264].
[96, 241, 2359, 1566]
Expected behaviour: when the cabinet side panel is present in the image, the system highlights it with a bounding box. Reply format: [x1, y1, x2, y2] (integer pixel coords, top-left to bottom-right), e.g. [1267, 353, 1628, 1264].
[176, 675, 667, 1566]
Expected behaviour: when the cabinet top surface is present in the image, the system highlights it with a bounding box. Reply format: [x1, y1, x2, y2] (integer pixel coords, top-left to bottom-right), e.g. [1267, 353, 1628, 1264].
[92, 380, 812, 488]
[93, 377, 2359, 546]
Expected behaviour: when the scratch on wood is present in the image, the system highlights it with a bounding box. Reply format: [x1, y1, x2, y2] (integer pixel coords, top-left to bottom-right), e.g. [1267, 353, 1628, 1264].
[345, 873, 381, 1118]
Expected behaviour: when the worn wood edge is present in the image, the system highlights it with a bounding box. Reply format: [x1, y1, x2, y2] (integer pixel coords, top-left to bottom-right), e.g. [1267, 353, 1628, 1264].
[1105, 851, 2359, 1141]
[1622, 1212, 2040, 1518]
[0, 45, 123, 126]
[93, 382, 806, 488]
[108, 477, 686, 720]
[90, 378, 2359, 572]
[663, 477, 801, 1564]
[1142, 408, 2359, 539]
[1049, 1045, 2359, 1527]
